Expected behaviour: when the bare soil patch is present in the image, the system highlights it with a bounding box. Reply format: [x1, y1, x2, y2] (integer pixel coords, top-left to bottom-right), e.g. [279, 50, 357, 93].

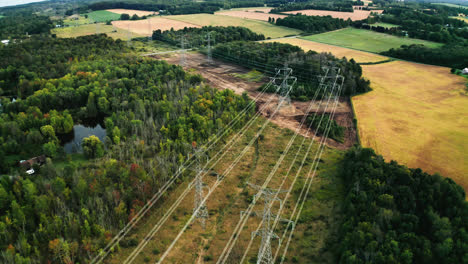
[216, 10, 286, 21]
[157, 52, 356, 150]
[112, 17, 200, 36]
[284, 9, 383, 21]
[106, 9, 158, 16]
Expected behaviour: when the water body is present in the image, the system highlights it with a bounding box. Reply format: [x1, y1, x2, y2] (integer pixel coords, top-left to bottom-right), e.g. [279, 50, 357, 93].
[62, 124, 107, 154]
[0, 0, 48, 8]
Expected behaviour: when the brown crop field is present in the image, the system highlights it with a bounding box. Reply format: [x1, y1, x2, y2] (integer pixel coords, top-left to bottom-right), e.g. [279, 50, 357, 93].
[112, 17, 200, 36]
[284, 9, 383, 21]
[106, 9, 157, 16]
[353, 61, 468, 193]
[216, 10, 286, 21]
[263, 38, 388, 63]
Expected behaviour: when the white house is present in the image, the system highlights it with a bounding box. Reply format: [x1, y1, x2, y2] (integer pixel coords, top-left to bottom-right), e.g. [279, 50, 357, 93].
[462, 68, 468, 74]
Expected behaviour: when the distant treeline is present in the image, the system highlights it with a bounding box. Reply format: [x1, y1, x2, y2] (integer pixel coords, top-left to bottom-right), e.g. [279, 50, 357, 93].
[212, 41, 371, 99]
[276, 14, 350, 33]
[87, 1, 223, 15]
[0, 14, 53, 39]
[270, 1, 355, 13]
[152, 26, 265, 47]
[337, 147, 468, 263]
[381, 43, 468, 69]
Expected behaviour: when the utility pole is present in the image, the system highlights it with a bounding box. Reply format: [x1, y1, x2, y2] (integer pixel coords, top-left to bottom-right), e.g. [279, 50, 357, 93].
[180, 35, 188, 67]
[189, 142, 209, 228]
[272, 64, 296, 106]
[127, 24, 132, 47]
[205, 32, 213, 63]
[245, 183, 293, 264]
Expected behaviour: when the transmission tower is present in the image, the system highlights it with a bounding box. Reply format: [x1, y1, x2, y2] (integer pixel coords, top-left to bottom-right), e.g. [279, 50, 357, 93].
[189, 142, 210, 228]
[271, 64, 297, 106]
[245, 183, 293, 264]
[179, 35, 189, 67]
[127, 24, 132, 47]
[205, 32, 213, 63]
[147, 19, 153, 41]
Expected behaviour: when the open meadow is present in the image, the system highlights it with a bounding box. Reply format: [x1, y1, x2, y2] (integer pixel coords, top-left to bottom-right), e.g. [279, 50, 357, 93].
[52, 23, 143, 39]
[112, 17, 200, 36]
[372, 22, 399, 28]
[263, 38, 389, 63]
[85, 10, 121, 22]
[352, 61, 468, 193]
[302, 28, 443, 53]
[166, 14, 302, 38]
[283, 9, 383, 21]
[216, 10, 286, 21]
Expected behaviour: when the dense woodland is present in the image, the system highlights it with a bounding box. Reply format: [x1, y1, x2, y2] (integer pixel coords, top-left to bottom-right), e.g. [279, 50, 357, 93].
[0, 35, 253, 263]
[0, 14, 53, 40]
[270, 0, 355, 13]
[337, 147, 468, 263]
[87, 1, 224, 15]
[152, 26, 265, 47]
[275, 14, 350, 33]
[212, 41, 370, 99]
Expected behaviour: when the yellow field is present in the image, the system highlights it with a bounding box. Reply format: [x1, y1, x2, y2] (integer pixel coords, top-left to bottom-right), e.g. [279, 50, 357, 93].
[52, 23, 143, 39]
[166, 14, 302, 38]
[112, 17, 200, 36]
[353, 61, 468, 192]
[263, 38, 388, 63]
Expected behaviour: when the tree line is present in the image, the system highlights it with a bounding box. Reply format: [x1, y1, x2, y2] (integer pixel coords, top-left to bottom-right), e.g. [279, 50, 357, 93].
[212, 41, 371, 100]
[0, 34, 254, 263]
[152, 26, 265, 47]
[270, 0, 355, 13]
[87, 1, 224, 15]
[336, 147, 468, 263]
[0, 13, 53, 40]
[275, 14, 351, 33]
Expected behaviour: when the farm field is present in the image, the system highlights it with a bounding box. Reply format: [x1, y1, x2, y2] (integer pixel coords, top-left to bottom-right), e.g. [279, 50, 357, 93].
[52, 23, 142, 39]
[283, 9, 383, 21]
[224, 7, 273, 12]
[352, 61, 468, 193]
[215, 10, 286, 21]
[85, 10, 121, 22]
[63, 15, 92, 26]
[166, 14, 302, 38]
[302, 28, 443, 53]
[452, 16, 468, 22]
[106, 9, 157, 16]
[432, 3, 468, 9]
[263, 38, 389, 63]
[372, 22, 399, 28]
[112, 17, 200, 36]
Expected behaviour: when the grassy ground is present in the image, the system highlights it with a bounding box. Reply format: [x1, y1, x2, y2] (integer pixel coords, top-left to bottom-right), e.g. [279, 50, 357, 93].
[263, 38, 389, 63]
[432, 3, 468, 9]
[52, 23, 143, 39]
[0, 15, 4, 19]
[372, 22, 399, 28]
[302, 28, 443, 53]
[63, 16, 93, 26]
[85, 10, 121, 23]
[451, 16, 468, 23]
[105, 117, 345, 263]
[352, 61, 468, 194]
[231, 70, 264, 82]
[166, 14, 302, 38]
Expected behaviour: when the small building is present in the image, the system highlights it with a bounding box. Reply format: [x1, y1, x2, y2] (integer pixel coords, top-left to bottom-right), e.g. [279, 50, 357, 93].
[1, 40, 9, 45]
[19, 155, 47, 171]
[462, 68, 468, 74]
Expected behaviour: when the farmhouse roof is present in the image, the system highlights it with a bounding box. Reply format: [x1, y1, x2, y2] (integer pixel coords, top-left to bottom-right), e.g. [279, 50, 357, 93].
[19, 155, 46, 170]
[462, 68, 468, 74]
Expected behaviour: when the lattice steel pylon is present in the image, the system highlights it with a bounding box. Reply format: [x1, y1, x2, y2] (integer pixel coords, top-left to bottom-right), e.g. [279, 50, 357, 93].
[245, 183, 294, 264]
[205, 32, 213, 63]
[271, 64, 297, 106]
[189, 142, 210, 228]
[147, 19, 152, 41]
[180, 35, 189, 67]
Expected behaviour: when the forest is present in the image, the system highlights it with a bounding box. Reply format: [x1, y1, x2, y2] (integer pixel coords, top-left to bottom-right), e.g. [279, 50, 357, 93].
[151, 26, 265, 47]
[87, 1, 224, 15]
[270, 0, 355, 13]
[0, 34, 254, 263]
[0, 14, 53, 40]
[212, 41, 371, 99]
[307, 114, 344, 142]
[336, 147, 468, 263]
[275, 14, 351, 33]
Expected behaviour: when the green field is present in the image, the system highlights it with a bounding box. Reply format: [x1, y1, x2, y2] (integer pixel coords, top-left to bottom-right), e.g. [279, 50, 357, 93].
[302, 28, 443, 53]
[0, 15, 4, 19]
[432, 3, 468, 9]
[372, 22, 399, 28]
[166, 14, 302, 38]
[63, 16, 93, 26]
[52, 23, 143, 39]
[85, 10, 121, 23]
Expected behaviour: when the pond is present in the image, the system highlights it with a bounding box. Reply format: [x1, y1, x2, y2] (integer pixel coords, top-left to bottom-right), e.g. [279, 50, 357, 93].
[62, 124, 107, 154]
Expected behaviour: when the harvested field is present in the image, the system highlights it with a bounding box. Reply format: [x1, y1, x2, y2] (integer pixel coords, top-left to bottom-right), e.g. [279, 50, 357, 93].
[216, 10, 286, 21]
[106, 9, 157, 16]
[112, 17, 200, 36]
[52, 23, 143, 39]
[283, 9, 383, 21]
[166, 14, 302, 38]
[225, 7, 273, 12]
[353, 61, 468, 193]
[302, 28, 443, 53]
[158, 52, 356, 149]
[263, 38, 389, 63]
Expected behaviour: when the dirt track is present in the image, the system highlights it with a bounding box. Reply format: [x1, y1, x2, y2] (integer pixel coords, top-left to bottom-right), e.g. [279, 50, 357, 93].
[154, 52, 357, 149]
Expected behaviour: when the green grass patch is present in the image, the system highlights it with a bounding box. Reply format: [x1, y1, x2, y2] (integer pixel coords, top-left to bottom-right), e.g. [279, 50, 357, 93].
[372, 22, 399, 28]
[301, 28, 443, 53]
[0, 15, 4, 19]
[231, 69, 264, 82]
[85, 10, 121, 23]
[432, 3, 468, 9]
[63, 16, 93, 26]
[53, 153, 88, 170]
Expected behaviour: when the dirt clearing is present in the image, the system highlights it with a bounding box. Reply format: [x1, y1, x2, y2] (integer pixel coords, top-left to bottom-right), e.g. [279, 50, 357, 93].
[216, 10, 287, 21]
[112, 17, 200, 36]
[106, 9, 157, 16]
[156, 52, 357, 150]
[284, 9, 383, 21]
